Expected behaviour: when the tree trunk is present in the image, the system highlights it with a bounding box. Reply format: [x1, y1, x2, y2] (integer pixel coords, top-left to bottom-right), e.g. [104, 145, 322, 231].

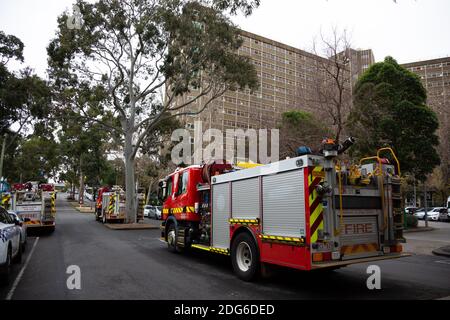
[124, 131, 137, 223]
[79, 157, 84, 205]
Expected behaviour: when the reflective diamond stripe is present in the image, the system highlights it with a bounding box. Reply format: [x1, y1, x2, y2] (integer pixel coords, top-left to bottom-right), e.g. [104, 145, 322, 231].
[309, 166, 324, 243]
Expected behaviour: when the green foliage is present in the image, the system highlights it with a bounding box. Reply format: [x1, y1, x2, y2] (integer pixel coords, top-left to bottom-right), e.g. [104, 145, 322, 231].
[0, 31, 24, 64]
[47, 0, 260, 221]
[279, 111, 331, 158]
[405, 214, 418, 228]
[347, 57, 440, 181]
[282, 110, 314, 124]
[12, 136, 60, 182]
[0, 31, 54, 182]
[58, 113, 111, 187]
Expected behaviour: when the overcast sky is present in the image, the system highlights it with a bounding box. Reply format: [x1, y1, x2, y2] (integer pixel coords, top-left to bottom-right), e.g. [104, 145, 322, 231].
[1, 0, 449, 77]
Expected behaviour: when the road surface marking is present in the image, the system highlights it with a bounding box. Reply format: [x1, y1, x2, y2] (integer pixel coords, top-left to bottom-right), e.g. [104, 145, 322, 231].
[158, 239, 166, 244]
[435, 260, 450, 265]
[6, 237, 39, 300]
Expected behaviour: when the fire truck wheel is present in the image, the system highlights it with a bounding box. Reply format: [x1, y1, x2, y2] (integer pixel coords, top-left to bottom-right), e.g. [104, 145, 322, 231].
[167, 224, 183, 253]
[231, 232, 260, 281]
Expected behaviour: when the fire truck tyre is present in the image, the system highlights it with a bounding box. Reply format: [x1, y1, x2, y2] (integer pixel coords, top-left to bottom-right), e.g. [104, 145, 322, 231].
[167, 224, 182, 253]
[13, 240, 22, 264]
[231, 232, 260, 281]
[0, 247, 12, 285]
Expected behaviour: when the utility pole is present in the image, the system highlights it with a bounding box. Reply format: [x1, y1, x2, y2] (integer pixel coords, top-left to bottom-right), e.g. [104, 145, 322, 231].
[0, 133, 7, 180]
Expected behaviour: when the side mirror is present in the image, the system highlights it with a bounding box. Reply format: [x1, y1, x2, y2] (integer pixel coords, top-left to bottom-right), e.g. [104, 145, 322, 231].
[15, 219, 22, 226]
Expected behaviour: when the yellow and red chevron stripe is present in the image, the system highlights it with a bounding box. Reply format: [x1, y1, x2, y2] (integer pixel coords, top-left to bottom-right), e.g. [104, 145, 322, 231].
[1, 194, 11, 209]
[169, 206, 195, 214]
[51, 192, 56, 214]
[341, 243, 379, 255]
[308, 166, 325, 243]
[108, 194, 115, 214]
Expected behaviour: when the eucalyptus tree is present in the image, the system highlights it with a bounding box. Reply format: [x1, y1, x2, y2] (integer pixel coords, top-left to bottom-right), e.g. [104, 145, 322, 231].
[48, 0, 260, 222]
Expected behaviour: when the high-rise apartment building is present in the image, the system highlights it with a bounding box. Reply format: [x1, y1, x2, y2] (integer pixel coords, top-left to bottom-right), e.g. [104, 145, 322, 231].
[178, 30, 332, 133]
[402, 57, 450, 181]
[345, 48, 375, 88]
[174, 30, 357, 162]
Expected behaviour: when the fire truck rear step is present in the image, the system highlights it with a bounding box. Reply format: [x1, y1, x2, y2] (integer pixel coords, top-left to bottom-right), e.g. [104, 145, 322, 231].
[311, 253, 410, 269]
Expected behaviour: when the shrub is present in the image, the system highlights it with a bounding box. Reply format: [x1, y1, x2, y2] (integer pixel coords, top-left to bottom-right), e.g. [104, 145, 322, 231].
[405, 214, 418, 228]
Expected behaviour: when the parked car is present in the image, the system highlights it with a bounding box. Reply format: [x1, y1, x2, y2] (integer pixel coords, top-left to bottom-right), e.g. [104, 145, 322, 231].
[414, 207, 445, 221]
[85, 193, 94, 201]
[145, 205, 162, 220]
[405, 207, 418, 214]
[8, 211, 28, 252]
[438, 208, 450, 222]
[143, 205, 152, 218]
[0, 207, 22, 284]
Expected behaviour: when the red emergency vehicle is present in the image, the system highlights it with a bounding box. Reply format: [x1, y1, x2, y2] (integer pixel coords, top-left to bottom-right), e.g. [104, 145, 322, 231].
[160, 139, 407, 281]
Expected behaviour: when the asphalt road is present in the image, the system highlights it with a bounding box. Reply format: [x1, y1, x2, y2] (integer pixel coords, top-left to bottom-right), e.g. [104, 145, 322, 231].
[403, 220, 450, 255]
[1, 196, 449, 300]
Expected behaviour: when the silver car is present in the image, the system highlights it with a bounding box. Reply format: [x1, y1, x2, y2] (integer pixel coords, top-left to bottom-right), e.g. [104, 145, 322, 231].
[8, 211, 28, 252]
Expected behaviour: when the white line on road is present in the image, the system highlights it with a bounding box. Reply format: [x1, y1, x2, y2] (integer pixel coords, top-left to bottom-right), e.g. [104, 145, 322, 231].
[6, 237, 39, 300]
[435, 260, 450, 265]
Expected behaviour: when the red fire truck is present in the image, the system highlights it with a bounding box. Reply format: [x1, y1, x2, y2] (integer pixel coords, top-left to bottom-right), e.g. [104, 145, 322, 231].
[95, 186, 111, 222]
[159, 138, 407, 281]
[3, 182, 57, 231]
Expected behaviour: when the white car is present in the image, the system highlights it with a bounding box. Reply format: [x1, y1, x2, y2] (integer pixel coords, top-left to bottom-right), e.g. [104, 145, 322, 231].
[0, 207, 22, 284]
[8, 211, 28, 253]
[144, 205, 162, 220]
[143, 205, 152, 218]
[414, 207, 444, 221]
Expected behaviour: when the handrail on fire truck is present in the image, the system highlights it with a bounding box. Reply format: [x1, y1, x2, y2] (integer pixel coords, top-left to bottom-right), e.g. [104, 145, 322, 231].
[377, 147, 401, 176]
[358, 148, 402, 231]
[335, 160, 344, 236]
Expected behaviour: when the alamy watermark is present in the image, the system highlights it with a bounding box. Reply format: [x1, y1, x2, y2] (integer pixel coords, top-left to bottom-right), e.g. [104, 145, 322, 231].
[67, 5, 83, 30]
[366, 265, 381, 290]
[66, 265, 81, 290]
[171, 121, 280, 166]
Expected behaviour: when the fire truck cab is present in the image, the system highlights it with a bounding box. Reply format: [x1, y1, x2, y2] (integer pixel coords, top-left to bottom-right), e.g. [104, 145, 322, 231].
[160, 139, 407, 281]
